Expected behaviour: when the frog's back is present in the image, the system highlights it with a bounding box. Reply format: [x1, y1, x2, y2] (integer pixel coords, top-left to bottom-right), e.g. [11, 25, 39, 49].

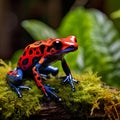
[18, 40, 46, 71]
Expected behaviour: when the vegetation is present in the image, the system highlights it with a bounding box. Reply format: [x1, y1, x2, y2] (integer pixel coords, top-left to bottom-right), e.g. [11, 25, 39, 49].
[21, 7, 120, 87]
[1, 6, 120, 120]
[0, 59, 120, 119]
[58, 8, 120, 87]
[0, 59, 42, 120]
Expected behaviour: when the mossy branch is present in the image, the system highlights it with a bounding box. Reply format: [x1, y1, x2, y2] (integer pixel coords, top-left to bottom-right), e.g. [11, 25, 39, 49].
[0, 59, 120, 119]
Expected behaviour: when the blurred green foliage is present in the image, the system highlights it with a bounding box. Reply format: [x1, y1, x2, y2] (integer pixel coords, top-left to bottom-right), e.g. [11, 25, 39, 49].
[22, 20, 58, 40]
[111, 9, 120, 19]
[21, 7, 120, 87]
[58, 7, 120, 87]
[11, 49, 23, 65]
[105, 0, 120, 14]
[105, 0, 120, 34]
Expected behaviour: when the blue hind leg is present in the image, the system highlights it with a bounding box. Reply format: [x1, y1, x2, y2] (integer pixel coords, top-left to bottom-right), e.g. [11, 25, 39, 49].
[41, 66, 61, 101]
[7, 68, 31, 97]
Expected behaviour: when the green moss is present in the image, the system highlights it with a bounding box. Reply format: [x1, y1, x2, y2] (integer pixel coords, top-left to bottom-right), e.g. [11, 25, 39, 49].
[45, 72, 120, 119]
[0, 59, 42, 120]
[0, 59, 120, 119]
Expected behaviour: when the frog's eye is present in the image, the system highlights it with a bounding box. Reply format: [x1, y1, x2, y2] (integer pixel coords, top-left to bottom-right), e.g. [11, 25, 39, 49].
[53, 41, 62, 50]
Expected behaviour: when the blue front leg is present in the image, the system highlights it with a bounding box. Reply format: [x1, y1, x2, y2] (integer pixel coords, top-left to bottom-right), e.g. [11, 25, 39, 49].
[40, 65, 59, 78]
[61, 58, 78, 91]
[7, 68, 31, 97]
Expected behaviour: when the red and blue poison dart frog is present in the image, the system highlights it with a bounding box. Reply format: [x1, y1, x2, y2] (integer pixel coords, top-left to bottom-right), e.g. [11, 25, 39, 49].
[7, 36, 78, 101]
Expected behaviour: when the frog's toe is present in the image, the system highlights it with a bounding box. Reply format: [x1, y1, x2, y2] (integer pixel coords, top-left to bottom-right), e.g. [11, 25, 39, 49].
[73, 79, 79, 84]
[61, 75, 78, 91]
[15, 87, 22, 98]
[9, 82, 22, 97]
[18, 85, 31, 90]
[44, 84, 61, 101]
[8, 82, 31, 97]
[40, 74, 50, 79]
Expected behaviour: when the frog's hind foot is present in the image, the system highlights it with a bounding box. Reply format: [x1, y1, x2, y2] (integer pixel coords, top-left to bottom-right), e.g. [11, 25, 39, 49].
[44, 84, 62, 102]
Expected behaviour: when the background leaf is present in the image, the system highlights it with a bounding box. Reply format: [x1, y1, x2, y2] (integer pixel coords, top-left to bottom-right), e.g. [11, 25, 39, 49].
[20, 7, 120, 87]
[58, 7, 120, 87]
[110, 9, 120, 19]
[22, 20, 58, 40]
[11, 49, 23, 65]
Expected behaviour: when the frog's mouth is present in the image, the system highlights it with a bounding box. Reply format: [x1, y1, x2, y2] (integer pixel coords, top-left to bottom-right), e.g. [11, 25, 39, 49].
[60, 46, 77, 54]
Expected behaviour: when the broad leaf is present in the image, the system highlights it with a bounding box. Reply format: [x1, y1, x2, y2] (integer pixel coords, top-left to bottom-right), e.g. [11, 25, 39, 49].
[58, 7, 120, 87]
[22, 20, 58, 40]
[11, 49, 23, 64]
[110, 9, 120, 19]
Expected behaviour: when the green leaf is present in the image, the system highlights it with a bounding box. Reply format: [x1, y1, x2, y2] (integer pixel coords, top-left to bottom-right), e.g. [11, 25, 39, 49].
[21, 20, 58, 40]
[110, 9, 120, 19]
[58, 7, 120, 87]
[11, 49, 23, 64]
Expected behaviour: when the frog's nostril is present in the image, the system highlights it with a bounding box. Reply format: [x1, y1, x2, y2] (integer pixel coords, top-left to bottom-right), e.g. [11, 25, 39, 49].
[74, 38, 77, 42]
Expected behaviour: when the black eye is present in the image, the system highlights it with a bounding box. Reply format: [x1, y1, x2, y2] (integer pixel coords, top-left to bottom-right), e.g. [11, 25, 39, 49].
[53, 41, 62, 50]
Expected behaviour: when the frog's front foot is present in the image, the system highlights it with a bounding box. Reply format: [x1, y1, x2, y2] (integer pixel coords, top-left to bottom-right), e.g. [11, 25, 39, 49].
[62, 74, 78, 91]
[44, 84, 62, 102]
[8, 82, 31, 98]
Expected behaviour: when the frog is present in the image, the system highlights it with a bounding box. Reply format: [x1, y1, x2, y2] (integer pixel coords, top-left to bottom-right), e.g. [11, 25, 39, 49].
[7, 36, 78, 101]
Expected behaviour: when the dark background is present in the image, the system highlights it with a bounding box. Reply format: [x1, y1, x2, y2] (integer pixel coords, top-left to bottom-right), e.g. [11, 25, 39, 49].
[0, 0, 119, 59]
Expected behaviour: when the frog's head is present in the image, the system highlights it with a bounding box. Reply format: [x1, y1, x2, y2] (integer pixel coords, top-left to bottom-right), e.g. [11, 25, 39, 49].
[50, 36, 78, 55]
